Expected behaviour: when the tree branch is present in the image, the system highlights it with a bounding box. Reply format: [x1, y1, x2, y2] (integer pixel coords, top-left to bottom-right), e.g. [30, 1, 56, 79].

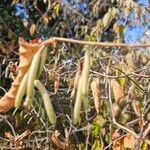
[42, 37, 150, 48]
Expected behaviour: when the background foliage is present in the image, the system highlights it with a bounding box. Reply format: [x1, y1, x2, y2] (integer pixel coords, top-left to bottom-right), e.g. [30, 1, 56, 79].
[0, 0, 150, 149]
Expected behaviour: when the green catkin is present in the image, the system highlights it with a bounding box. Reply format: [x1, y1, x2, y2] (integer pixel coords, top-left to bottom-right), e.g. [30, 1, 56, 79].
[37, 47, 48, 78]
[73, 48, 90, 125]
[81, 50, 90, 110]
[73, 78, 83, 125]
[34, 80, 56, 125]
[25, 51, 41, 106]
[15, 72, 28, 107]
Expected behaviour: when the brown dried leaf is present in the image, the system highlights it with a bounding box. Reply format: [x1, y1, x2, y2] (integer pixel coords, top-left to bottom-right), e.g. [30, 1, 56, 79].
[0, 37, 55, 113]
[54, 77, 60, 93]
[113, 138, 124, 150]
[5, 132, 14, 139]
[111, 79, 124, 103]
[113, 133, 136, 149]
[113, 22, 119, 33]
[112, 130, 120, 140]
[29, 24, 36, 36]
[123, 134, 136, 148]
[70, 61, 82, 99]
[48, 70, 56, 80]
[0, 37, 42, 112]
[43, 15, 49, 26]
[11, 0, 19, 6]
[91, 78, 101, 114]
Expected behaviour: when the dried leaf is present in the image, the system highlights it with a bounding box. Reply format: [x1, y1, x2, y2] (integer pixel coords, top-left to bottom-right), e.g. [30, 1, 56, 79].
[43, 15, 49, 26]
[0, 37, 55, 112]
[0, 37, 42, 112]
[48, 70, 56, 80]
[111, 79, 124, 103]
[29, 24, 36, 36]
[113, 139, 124, 150]
[70, 61, 82, 99]
[112, 130, 120, 140]
[102, 7, 119, 29]
[5, 132, 14, 139]
[113, 22, 119, 33]
[113, 133, 136, 149]
[54, 77, 60, 93]
[123, 134, 136, 148]
[91, 78, 101, 114]
[11, 0, 19, 6]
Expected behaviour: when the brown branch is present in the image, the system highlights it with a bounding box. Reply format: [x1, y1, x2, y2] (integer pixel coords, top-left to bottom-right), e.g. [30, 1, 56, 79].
[142, 122, 150, 140]
[42, 37, 150, 48]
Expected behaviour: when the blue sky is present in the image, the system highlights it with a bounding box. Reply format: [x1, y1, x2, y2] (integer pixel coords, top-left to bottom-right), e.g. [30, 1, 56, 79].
[123, 0, 150, 43]
[15, 0, 150, 44]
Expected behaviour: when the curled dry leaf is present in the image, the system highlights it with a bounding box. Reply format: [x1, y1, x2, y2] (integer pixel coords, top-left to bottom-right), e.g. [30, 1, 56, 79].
[111, 130, 120, 140]
[111, 79, 124, 103]
[91, 78, 101, 114]
[0, 37, 55, 112]
[113, 133, 136, 149]
[5, 131, 14, 139]
[113, 22, 119, 33]
[123, 134, 136, 148]
[0, 37, 42, 112]
[43, 15, 49, 26]
[70, 61, 82, 99]
[48, 70, 57, 80]
[54, 77, 60, 94]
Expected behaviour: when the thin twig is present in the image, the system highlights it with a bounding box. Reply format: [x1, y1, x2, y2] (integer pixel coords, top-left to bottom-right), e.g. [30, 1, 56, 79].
[43, 37, 150, 48]
[0, 115, 16, 137]
[142, 122, 150, 140]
